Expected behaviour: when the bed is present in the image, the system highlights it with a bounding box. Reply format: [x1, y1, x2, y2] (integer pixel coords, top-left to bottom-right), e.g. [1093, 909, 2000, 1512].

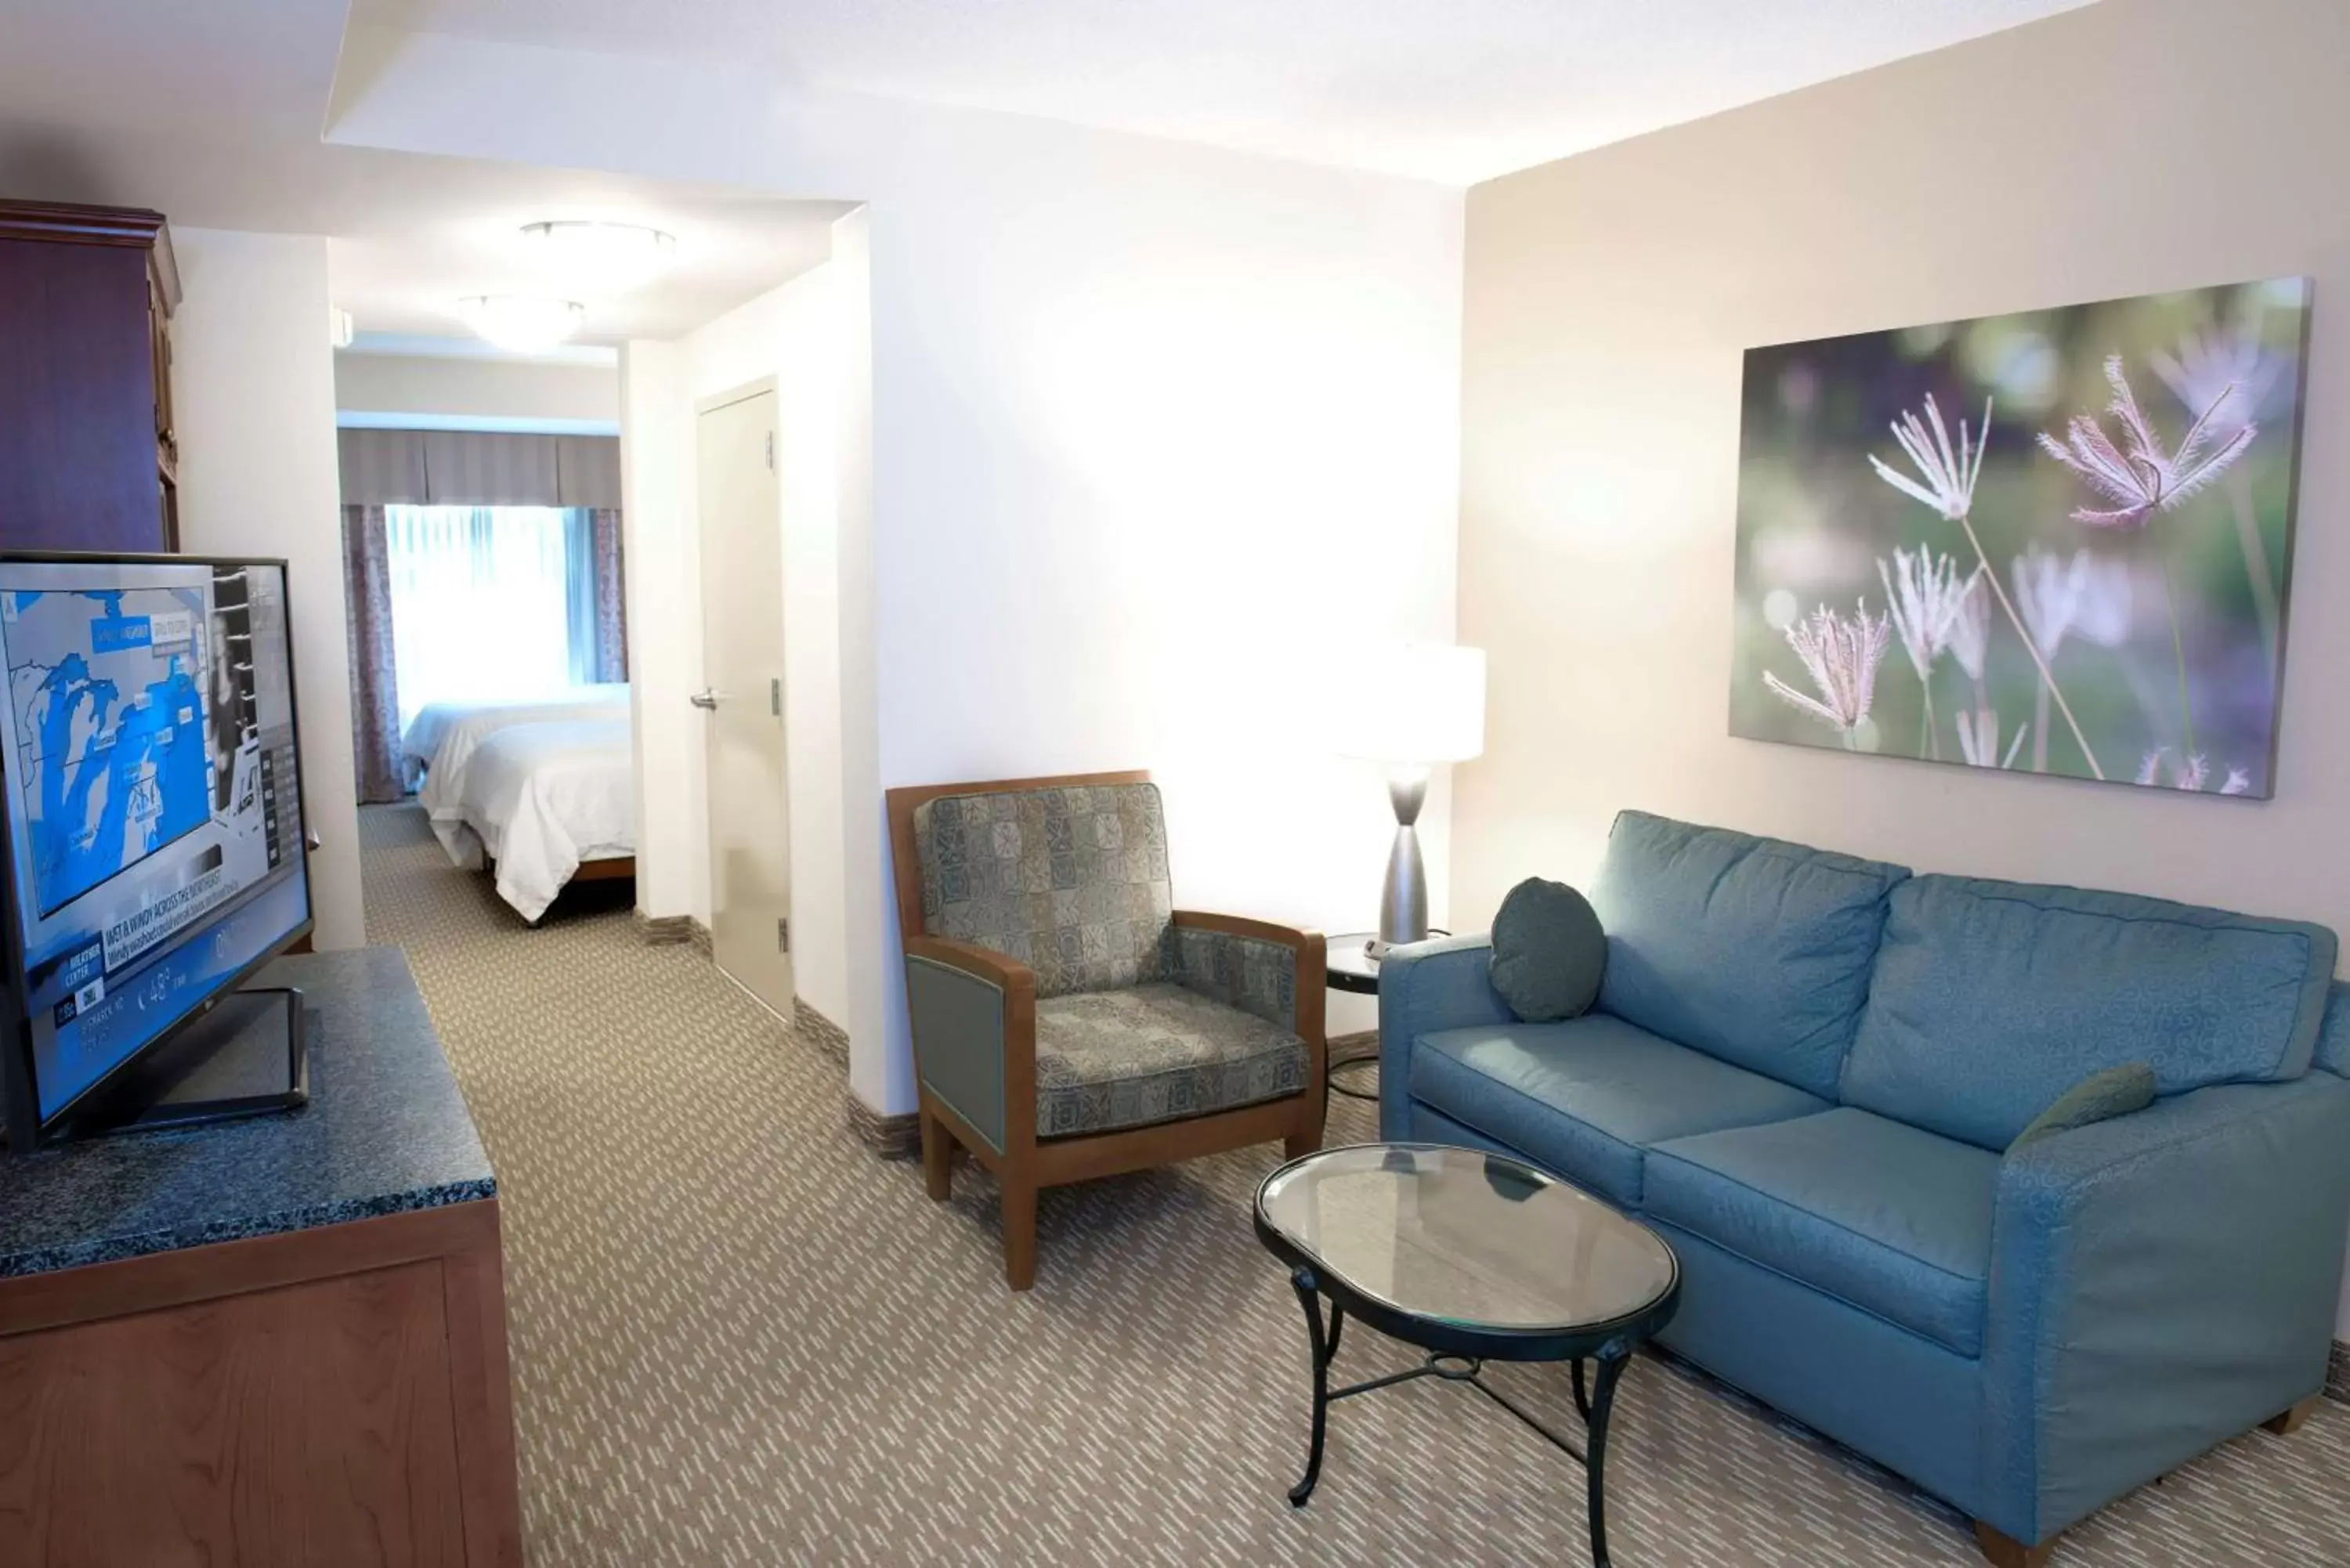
[403, 686, 630, 862]
[455, 720, 636, 922]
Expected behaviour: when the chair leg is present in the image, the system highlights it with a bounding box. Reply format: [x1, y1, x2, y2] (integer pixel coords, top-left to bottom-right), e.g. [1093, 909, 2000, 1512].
[2262, 1395, 2321, 1436]
[920, 1110, 953, 1201]
[1972, 1520, 2053, 1568]
[1001, 1175, 1038, 1292]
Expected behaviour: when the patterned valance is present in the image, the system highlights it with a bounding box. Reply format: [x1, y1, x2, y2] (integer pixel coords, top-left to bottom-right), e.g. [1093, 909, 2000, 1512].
[338, 428, 621, 510]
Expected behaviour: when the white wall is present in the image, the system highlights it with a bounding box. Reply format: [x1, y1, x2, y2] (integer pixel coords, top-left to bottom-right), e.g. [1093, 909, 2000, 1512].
[829, 209, 889, 1111]
[656, 255, 857, 1032]
[616, 340, 701, 921]
[170, 227, 364, 949]
[333, 351, 617, 427]
[1455, 0, 2350, 1331]
[770, 266, 851, 1036]
[330, 29, 1465, 1114]
[855, 143, 1461, 1084]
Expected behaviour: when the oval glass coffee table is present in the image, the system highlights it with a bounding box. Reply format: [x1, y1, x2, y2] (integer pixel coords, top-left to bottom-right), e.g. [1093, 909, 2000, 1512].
[1253, 1143, 1680, 1567]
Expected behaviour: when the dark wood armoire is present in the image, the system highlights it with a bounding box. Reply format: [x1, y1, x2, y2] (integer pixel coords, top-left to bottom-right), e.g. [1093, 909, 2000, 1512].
[0, 200, 180, 552]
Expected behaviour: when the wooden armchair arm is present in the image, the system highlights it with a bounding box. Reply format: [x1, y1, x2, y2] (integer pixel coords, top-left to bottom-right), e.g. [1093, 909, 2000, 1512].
[1170, 911, 1327, 1068]
[906, 934, 1037, 995]
[902, 935, 1036, 1157]
[1172, 910, 1325, 957]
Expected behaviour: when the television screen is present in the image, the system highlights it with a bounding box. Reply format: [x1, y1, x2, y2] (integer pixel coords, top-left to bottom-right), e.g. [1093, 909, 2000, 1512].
[0, 555, 311, 1131]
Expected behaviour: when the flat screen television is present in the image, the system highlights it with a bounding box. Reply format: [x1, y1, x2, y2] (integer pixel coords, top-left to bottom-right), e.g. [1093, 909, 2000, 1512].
[0, 552, 313, 1150]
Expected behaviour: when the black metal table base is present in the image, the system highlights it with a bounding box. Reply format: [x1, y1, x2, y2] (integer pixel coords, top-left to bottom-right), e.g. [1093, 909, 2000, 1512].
[1286, 1268, 1634, 1567]
[1325, 1054, 1379, 1104]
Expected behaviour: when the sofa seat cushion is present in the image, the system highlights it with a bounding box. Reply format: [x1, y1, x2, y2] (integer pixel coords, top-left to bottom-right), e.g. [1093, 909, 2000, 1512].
[1406, 1013, 1829, 1206]
[1646, 1107, 1998, 1357]
[1843, 874, 2338, 1151]
[1032, 983, 1304, 1137]
[1589, 811, 1909, 1099]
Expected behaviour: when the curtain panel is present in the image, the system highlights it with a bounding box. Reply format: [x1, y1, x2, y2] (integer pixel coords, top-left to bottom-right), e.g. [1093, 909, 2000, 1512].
[591, 508, 628, 681]
[340, 504, 405, 804]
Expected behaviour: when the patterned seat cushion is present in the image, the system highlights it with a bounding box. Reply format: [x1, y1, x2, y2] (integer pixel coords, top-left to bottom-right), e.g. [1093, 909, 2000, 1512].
[914, 783, 1174, 998]
[1032, 984, 1307, 1137]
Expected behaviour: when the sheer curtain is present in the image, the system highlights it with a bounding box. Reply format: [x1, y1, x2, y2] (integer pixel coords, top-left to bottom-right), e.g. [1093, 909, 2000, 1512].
[385, 505, 583, 731]
[562, 508, 598, 687]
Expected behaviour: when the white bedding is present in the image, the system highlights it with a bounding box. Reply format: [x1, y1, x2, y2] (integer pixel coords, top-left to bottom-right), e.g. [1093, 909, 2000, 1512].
[401, 686, 625, 772]
[405, 686, 630, 858]
[456, 719, 634, 922]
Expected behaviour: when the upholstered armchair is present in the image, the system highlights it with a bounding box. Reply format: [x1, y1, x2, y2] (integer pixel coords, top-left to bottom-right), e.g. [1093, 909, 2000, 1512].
[887, 771, 1327, 1289]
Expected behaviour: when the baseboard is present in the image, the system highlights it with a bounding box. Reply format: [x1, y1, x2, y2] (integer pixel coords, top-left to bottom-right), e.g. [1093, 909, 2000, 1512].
[632, 911, 694, 945]
[846, 1093, 920, 1160]
[2329, 1339, 2348, 1404]
[792, 996, 851, 1071]
[788, 997, 912, 1156]
[689, 919, 712, 957]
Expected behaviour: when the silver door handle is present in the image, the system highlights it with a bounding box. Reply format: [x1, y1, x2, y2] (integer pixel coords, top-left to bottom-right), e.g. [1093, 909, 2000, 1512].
[689, 688, 719, 710]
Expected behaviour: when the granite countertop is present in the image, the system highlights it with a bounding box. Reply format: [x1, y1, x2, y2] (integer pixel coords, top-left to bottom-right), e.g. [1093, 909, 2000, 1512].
[0, 946, 495, 1278]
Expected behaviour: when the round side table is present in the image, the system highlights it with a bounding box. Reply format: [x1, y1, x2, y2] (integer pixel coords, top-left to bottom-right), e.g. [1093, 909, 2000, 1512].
[1323, 931, 1447, 1103]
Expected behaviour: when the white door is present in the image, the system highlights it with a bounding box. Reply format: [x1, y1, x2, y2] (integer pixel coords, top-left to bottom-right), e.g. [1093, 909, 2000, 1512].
[696, 385, 793, 1016]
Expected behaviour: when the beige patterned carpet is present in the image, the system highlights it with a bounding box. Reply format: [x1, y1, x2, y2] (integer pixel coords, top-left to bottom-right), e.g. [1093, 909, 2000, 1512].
[360, 803, 2350, 1566]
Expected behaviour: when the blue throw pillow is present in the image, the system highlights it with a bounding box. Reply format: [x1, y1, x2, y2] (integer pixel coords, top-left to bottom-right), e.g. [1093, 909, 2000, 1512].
[1488, 876, 1606, 1023]
[2007, 1063, 2156, 1152]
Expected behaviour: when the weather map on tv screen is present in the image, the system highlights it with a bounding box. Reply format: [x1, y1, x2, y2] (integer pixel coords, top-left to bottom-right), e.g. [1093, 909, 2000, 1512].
[6, 586, 212, 916]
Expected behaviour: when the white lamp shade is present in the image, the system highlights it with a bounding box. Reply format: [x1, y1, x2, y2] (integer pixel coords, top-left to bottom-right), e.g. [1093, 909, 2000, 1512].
[1345, 643, 1486, 764]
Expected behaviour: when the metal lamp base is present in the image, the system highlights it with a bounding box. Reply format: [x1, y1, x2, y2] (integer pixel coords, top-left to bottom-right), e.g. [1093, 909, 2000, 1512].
[1376, 768, 1430, 955]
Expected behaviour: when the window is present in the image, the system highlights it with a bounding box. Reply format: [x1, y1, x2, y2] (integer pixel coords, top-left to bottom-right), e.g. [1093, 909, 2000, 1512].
[385, 505, 601, 729]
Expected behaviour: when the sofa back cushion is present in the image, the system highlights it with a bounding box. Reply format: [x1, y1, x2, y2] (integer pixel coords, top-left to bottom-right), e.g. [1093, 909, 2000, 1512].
[1842, 875, 2337, 1150]
[913, 782, 1174, 998]
[1589, 811, 1909, 1099]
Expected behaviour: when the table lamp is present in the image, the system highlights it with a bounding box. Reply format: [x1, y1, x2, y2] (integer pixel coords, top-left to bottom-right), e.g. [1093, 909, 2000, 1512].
[1347, 644, 1486, 957]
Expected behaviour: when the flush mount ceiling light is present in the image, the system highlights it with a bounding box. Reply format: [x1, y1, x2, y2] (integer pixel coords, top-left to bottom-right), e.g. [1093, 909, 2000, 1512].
[519, 220, 677, 290]
[456, 294, 586, 355]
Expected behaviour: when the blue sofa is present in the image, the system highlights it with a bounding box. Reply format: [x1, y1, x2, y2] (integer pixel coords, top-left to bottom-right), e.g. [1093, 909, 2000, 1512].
[1379, 811, 2350, 1565]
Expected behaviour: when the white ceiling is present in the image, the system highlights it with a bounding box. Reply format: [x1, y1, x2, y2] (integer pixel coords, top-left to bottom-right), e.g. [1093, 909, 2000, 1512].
[0, 1, 848, 348]
[0, 0, 2098, 344]
[355, 0, 2095, 184]
[316, 160, 845, 343]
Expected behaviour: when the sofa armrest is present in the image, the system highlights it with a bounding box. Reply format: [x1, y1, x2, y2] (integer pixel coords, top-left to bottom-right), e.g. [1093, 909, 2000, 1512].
[904, 936, 1037, 1156]
[1981, 1073, 2350, 1546]
[1170, 912, 1327, 1057]
[1376, 934, 1509, 1136]
[2315, 978, 2350, 1078]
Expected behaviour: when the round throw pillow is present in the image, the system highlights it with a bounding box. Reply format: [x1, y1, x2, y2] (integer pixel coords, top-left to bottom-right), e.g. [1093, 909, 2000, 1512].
[1488, 876, 1606, 1023]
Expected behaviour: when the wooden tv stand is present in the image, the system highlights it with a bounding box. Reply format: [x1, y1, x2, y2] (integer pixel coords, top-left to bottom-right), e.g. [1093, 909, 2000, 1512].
[0, 948, 522, 1566]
